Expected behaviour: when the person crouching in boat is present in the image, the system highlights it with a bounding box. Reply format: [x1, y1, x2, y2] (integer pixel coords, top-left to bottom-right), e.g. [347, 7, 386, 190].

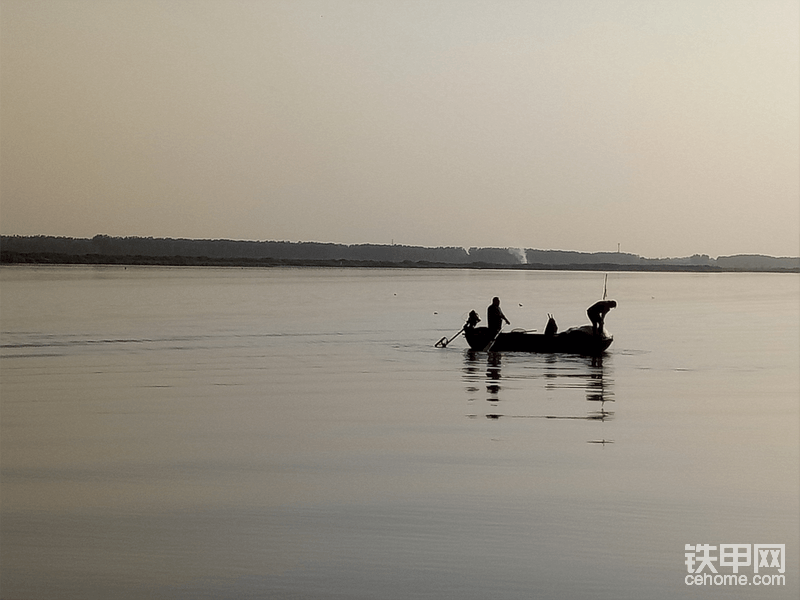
[487, 297, 511, 334]
[587, 300, 616, 336]
[465, 310, 481, 329]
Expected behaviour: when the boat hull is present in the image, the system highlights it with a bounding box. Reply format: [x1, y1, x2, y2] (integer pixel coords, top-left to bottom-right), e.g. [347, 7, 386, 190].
[464, 325, 612, 355]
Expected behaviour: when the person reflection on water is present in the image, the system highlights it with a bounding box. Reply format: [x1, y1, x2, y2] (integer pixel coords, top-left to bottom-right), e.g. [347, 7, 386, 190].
[487, 297, 510, 334]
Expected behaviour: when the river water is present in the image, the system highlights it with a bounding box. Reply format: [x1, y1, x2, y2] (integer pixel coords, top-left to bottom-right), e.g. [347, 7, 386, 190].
[1, 265, 798, 599]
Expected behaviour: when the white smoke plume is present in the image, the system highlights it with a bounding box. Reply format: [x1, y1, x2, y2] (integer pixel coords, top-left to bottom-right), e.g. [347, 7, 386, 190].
[508, 248, 527, 264]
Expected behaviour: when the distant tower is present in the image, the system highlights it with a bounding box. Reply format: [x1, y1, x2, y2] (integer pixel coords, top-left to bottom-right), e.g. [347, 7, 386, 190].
[617, 243, 620, 253]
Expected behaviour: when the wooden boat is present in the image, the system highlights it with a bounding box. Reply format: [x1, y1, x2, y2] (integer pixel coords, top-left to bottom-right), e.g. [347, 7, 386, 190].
[463, 324, 612, 355]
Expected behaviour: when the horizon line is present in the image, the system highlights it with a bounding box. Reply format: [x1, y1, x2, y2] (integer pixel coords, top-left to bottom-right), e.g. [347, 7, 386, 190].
[1, 233, 799, 261]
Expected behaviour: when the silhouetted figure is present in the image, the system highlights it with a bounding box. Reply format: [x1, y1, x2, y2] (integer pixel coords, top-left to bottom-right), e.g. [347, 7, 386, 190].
[587, 300, 617, 336]
[466, 310, 481, 329]
[487, 297, 510, 333]
[544, 314, 558, 336]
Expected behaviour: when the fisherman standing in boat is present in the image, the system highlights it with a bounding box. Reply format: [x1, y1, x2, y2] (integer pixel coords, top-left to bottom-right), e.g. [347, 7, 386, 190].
[487, 297, 511, 334]
[587, 299, 616, 336]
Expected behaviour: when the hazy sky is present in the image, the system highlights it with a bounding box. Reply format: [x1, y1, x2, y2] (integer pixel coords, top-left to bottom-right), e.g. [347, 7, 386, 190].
[1, 0, 798, 257]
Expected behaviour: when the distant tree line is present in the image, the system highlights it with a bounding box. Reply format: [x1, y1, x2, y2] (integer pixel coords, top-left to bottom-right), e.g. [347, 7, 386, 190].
[1, 235, 798, 272]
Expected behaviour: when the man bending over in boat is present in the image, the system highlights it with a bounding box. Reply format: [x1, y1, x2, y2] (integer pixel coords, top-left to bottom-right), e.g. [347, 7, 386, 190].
[587, 300, 616, 336]
[487, 297, 511, 333]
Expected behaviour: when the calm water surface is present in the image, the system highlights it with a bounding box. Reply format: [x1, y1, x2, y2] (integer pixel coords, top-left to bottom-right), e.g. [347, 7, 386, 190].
[1, 266, 798, 599]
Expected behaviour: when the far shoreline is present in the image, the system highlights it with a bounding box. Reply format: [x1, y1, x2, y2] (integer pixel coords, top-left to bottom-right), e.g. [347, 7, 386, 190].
[2, 252, 798, 273]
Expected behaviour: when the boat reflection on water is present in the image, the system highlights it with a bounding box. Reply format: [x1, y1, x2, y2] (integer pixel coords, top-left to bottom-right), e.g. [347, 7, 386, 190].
[462, 350, 615, 434]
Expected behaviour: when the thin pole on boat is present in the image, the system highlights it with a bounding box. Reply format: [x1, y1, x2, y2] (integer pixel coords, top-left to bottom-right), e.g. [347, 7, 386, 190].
[602, 274, 608, 300]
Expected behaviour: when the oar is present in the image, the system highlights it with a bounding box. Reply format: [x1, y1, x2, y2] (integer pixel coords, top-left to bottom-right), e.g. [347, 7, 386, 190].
[435, 326, 464, 348]
[483, 328, 502, 352]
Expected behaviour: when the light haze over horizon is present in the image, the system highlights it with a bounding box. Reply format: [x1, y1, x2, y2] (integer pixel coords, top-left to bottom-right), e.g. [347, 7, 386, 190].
[1, 0, 798, 259]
